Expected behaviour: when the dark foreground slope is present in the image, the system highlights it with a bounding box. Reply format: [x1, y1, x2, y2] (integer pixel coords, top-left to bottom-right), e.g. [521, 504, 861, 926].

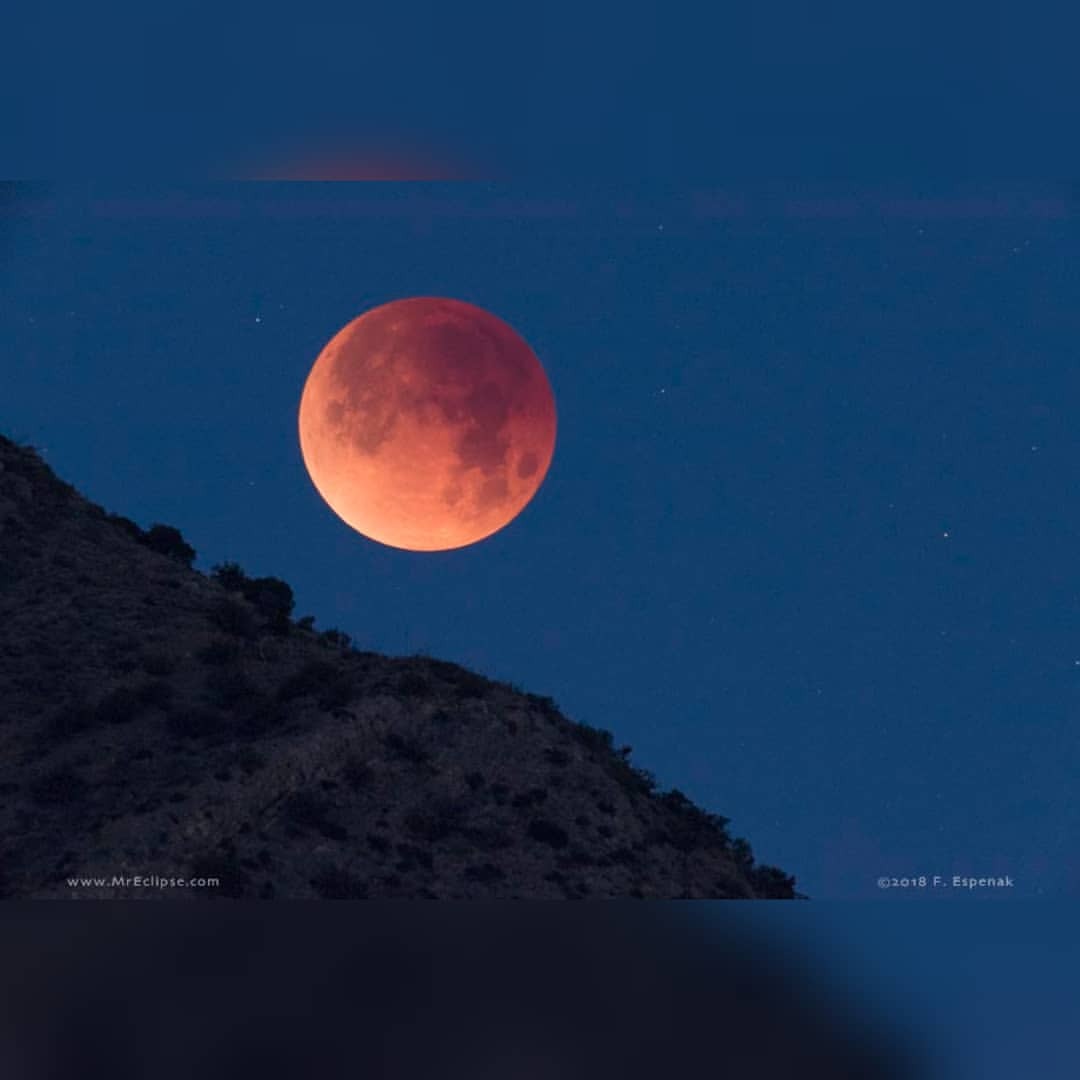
[0, 434, 798, 898]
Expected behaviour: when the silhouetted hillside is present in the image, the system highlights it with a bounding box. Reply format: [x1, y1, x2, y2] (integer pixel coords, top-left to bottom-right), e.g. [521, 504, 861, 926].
[0, 433, 799, 898]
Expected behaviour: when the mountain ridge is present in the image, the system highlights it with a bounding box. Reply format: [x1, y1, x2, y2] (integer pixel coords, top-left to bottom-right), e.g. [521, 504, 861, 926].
[0, 432, 799, 898]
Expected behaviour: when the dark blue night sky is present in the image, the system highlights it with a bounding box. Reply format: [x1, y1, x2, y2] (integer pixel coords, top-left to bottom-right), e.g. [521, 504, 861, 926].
[3, 184, 1076, 898]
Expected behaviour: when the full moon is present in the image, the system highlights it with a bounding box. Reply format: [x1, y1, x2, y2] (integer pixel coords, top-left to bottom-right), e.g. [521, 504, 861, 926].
[298, 297, 557, 551]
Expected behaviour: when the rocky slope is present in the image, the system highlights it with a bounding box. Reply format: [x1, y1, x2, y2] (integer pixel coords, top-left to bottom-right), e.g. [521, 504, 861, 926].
[0, 433, 798, 898]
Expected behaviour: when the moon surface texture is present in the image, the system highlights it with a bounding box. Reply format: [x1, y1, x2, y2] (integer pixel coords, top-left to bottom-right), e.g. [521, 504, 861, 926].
[299, 297, 557, 551]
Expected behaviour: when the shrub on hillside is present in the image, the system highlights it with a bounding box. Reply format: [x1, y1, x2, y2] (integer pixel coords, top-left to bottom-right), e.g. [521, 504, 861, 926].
[749, 864, 797, 898]
[210, 561, 248, 592]
[29, 765, 88, 806]
[403, 807, 454, 842]
[142, 524, 196, 566]
[209, 597, 258, 639]
[204, 666, 258, 710]
[570, 722, 615, 756]
[464, 863, 505, 884]
[395, 842, 433, 873]
[442, 666, 490, 700]
[610, 746, 657, 796]
[167, 707, 223, 739]
[244, 576, 294, 631]
[310, 865, 368, 899]
[277, 659, 337, 702]
[197, 639, 241, 665]
[320, 628, 351, 649]
[45, 701, 98, 740]
[396, 670, 431, 697]
[385, 732, 430, 766]
[527, 819, 570, 849]
[317, 673, 356, 711]
[95, 686, 142, 725]
[235, 699, 288, 737]
[43, 688, 151, 739]
[342, 756, 373, 791]
[526, 693, 561, 715]
[459, 822, 514, 851]
[212, 562, 295, 634]
[141, 651, 177, 677]
[731, 837, 753, 869]
[136, 679, 174, 710]
[106, 513, 144, 541]
[274, 659, 353, 711]
[223, 746, 266, 775]
[660, 789, 732, 852]
[282, 792, 348, 842]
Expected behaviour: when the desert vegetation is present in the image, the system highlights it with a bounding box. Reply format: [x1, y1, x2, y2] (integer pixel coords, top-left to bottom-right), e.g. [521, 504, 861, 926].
[0, 431, 801, 899]
[106, 515, 196, 566]
[210, 562, 295, 635]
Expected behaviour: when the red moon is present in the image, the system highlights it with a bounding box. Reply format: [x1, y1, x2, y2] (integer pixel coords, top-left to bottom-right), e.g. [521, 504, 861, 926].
[298, 297, 557, 551]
